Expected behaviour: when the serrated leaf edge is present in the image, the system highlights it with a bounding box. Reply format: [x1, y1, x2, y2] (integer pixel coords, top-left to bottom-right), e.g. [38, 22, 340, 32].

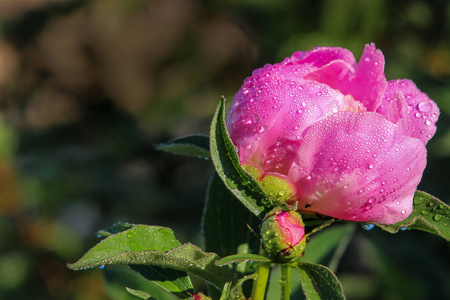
[209, 97, 271, 219]
[376, 191, 450, 241]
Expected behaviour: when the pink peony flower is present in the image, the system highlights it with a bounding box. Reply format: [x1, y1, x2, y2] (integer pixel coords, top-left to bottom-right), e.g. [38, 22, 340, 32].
[261, 209, 306, 262]
[227, 44, 439, 225]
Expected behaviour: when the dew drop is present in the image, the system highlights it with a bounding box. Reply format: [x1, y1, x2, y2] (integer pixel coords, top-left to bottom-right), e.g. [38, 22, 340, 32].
[420, 210, 429, 215]
[367, 196, 376, 204]
[297, 108, 304, 114]
[433, 214, 442, 221]
[99, 265, 105, 270]
[258, 125, 268, 133]
[362, 223, 375, 230]
[417, 101, 433, 113]
[425, 120, 431, 126]
[415, 112, 421, 118]
[363, 203, 373, 211]
[401, 209, 406, 214]
[368, 164, 375, 169]
[400, 227, 408, 231]
[357, 188, 365, 195]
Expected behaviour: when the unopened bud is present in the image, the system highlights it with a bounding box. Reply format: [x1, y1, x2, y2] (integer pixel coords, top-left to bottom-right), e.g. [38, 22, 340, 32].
[261, 209, 306, 262]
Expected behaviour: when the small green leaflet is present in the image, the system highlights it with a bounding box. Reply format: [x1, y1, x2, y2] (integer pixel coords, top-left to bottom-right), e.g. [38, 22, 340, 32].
[216, 254, 270, 266]
[130, 265, 194, 299]
[67, 225, 231, 292]
[155, 135, 210, 159]
[294, 262, 345, 300]
[210, 97, 271, 219]
[126, 287, 153, 300]
[376, 191, 450, 241]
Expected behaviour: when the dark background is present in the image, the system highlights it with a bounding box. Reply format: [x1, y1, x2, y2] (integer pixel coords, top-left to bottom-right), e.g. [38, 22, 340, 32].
[0, 0, 449, 299]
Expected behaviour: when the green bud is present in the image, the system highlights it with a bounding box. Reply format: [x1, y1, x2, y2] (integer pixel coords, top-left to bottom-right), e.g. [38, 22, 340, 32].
[261, 209, 306, 263]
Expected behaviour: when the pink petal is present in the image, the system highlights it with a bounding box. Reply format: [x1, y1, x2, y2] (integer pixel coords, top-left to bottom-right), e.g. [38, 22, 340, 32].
[343, 43, 387, 111]
[376, 90, 408, 124]
[296, 46, 357, 70]
[228, 77, 345, 164]
[380, 79, 439, 144]
[277, 211, 305, 246]
[275, 47, 357, 81]
[227, 77, 285, 162]
[304, 60, 356, 91]
[288, 112, 426, 224]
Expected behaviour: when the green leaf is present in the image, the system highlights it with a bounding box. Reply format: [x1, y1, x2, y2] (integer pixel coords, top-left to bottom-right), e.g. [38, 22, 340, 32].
[105, 265, 179, 300]
[155, 135, 210, 159]
[202, 173, 260, 259]
[130, 265, 194, 299]
[97, 222, 135, 238]
[216, 254, 270, 266]
[126, 287, 153, 299]
[376, 191, 450, 241]
[209, 97, 271, 219]
[69, 225, 182, 264]
[294, 262, 345, 300]
[67, 225, 231, 291]
[219, 281, 233, 300]
[70, 225, 195, 297]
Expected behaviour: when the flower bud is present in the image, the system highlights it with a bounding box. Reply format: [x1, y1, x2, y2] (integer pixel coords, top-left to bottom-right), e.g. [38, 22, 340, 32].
[261, 209, 306, 262]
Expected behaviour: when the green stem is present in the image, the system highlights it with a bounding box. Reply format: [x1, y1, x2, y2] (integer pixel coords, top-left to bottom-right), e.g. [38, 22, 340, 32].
[251, 261, 271, 300]
[280, 265, 291, 300]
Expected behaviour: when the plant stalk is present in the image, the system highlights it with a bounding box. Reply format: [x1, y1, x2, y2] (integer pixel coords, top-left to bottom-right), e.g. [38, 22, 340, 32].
[251, 261, 271, 300]
[280, 264, 291, 300]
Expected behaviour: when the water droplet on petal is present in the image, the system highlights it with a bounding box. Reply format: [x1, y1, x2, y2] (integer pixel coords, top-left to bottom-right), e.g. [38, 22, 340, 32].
[357, 188, 365, 195]
[417, 101, 433, 113]
[258, 125, 268, 133]
[367, 196, 376, 204]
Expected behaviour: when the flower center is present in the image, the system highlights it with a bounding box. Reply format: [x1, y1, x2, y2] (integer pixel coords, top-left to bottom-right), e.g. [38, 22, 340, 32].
[339, 94, 366, 113]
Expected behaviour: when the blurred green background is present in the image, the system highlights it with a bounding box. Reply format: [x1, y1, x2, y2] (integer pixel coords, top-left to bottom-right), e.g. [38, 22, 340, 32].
[0, 0, 449, 299]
